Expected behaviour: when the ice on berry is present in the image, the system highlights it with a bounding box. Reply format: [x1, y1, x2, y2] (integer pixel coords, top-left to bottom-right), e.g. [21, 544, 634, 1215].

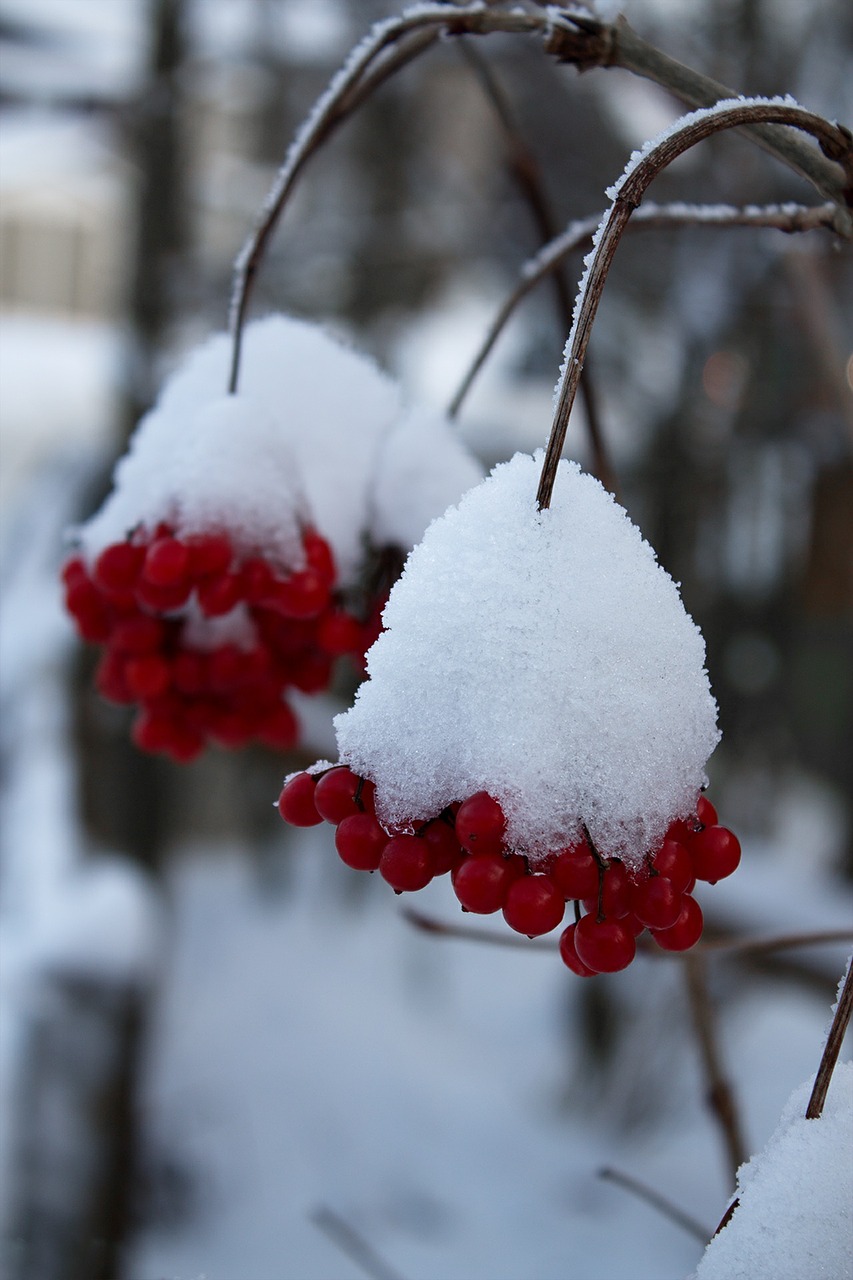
[335, 452, 721, 871]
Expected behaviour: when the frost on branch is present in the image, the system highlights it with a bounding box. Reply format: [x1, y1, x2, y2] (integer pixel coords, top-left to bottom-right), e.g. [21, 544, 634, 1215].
[335, 452, 720, 871]
[63, 315, 483, 759]
[693, 1061, 853, 1280]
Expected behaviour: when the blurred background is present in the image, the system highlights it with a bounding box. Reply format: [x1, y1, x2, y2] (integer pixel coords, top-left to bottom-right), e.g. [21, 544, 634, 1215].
[1, 2, 851, 1278]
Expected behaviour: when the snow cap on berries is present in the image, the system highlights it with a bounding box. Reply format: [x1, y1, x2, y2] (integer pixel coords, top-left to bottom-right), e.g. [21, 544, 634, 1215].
[77, 314, 482, 582]
[335, 452, 721, 872]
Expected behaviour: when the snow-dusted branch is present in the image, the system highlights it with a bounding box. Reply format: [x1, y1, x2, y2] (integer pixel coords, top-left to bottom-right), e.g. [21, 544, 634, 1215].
[806, 956, 853, 1120]
[228, 4, 852, 395]
[448, 201, 839, 420]
[536, 99, 853, 511]
[544, 11, 853, 210]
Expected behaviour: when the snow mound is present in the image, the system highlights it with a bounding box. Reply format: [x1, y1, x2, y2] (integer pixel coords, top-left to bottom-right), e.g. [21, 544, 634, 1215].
[693, 1060, 853, 1280]
[336, 452, 720, 869]
[78, 314, 482, 585]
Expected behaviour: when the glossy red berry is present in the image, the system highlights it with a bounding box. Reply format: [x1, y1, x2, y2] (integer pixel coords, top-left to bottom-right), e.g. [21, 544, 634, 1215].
[503, 874, 565, 936]
[582, 859, 631, 920]
[185, 532, 233, 578]
[197, 572, 242, 617]
[550, 842, 599, 899]
[277, 772, 323, 827]
[689, 826, 741, 883]
[94, 542, 144, 594]
[558, 924, 596, 976]
[256, 703, 299, 751]
[651, 894, 704, 951]
[652, 838, 694, 893]
[453, 854, 514, 914]
[574, 914, 637, 973]
[420, 818, 462, 876]
[455, 792, 506, 855]
[143, 536, 190, 587]
[379, 835, 433, 892]
[314, 767, 376, 825]
[630, 875, 684, 930]
[317, 610, 365, 657]
[696, 795, 718, 828]
[335, 813, 388, 872]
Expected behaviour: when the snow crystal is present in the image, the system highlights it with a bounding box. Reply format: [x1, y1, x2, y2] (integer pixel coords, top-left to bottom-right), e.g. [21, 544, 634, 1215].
[77, 314, 481, 584]
[693, 1061, 853, 1280]
[335, 453, 720, 868]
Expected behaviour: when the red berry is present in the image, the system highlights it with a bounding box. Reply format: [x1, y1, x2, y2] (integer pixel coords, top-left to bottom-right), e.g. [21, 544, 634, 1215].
[453, 854, 514, 914]
[456, 792, 506, 855]
[651, 895, 704, 951]
[272, 570, 330, 620]
[558, 924, 596, 976]
[197, 572, 242, 617]
[62, 556, 89, 588]
[256, 703, 299, 751]
[302, 529, 336, 584]
[94, 542, 144, 594]
[143, 536, 190, 587]
[652, 839, 694, 893]
[110, 615, 166, 654]
[289, 653, 333, 694]
[503, 874, 565, 936]
[317, 610, 365, 656]
[95, 651, 133, 703]
[630, 875, 684, 930]
[277, 772, 323, 827]
[185, 532, 233, 579]
[379, 835, 433, 892]
[135, 576, 191, 612]
[582, 859, 631, 920]
[696, 795, 718, 828]
[124, 653, 171, 699]
[335, 813, 387, 871]
[314, 767, 376, 825]
[551, 842, 599, 899]
[171, 650, 209, 695]
[574, 914, 636, 973]
[419, 818, 462, 876]
[689, 826, 741, 883]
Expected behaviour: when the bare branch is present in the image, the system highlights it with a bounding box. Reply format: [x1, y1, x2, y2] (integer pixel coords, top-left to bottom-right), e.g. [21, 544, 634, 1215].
[311, 1206, 408, 1280]
[536, 101, 853, 511]
[806, 957, 853, 1120]
[599, 1166, 712, 1242]
[683, 952, 747, 1186]
[449, 201, 839, 420]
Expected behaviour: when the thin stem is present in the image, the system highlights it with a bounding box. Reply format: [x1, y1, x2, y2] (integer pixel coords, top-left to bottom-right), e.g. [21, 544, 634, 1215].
[599, 1166, 712, 1242]
[806, 957, 853, 1120]
[458, 43, 617, 494]
[536, 101, 853, 511]
[227, 3, 548, 393]
[402, 906, 553, 950]
[698, 928, 853, 958]
[448, 201, 840, 418]
[683, 952, 747, 1186]
[311, 1206, 407, 1280]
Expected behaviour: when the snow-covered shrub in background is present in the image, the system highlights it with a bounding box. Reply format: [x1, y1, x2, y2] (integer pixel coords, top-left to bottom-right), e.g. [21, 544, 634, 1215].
[62, 314, 482, 759]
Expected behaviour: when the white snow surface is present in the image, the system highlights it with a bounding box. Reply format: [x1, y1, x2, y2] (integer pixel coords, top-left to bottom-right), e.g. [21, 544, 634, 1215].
[336, 452, 720, 868]
[78, 314, 481, 583]
[693, 1061, 853, 1280]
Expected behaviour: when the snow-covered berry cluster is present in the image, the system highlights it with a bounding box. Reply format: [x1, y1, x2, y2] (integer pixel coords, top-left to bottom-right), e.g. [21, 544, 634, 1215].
[63, 524, 381, 761]
[277, 770, 739, 973]
[60, 314, 482, 760]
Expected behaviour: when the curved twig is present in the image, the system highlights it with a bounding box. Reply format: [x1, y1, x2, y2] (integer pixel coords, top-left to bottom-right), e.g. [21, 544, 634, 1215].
[536, 99, 853, 510]
[806, 956, 853, 1120]
[448, 200, 839, 419]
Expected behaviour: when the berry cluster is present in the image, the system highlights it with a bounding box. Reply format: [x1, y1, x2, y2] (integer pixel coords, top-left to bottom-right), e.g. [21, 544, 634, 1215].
[277, 773, 740, 974]
[62, 525, 383, 761]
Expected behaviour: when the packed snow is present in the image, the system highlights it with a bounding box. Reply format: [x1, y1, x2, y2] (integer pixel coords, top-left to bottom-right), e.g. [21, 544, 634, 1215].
[693, 1059, 853, 1280]
[336, 452, 720, 869]
[77, 313, 482, 583]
